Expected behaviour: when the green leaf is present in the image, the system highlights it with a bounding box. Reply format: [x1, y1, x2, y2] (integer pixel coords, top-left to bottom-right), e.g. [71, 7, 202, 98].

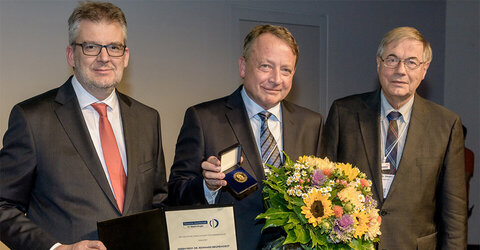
[348, 238, 374, 250]
[255, 208, 290, 220]
[287, 212, 301, 224]
[283, 227, 297, 244]
[294, 224, 310, 244]
[293, 205, 308, 224]
[263, 218, 287, 230]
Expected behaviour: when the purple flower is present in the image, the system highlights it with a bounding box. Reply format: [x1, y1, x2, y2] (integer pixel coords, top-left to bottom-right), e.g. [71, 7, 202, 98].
[312, 169, 327, 186]
[337, 214, 355, 229]
[329, 214, 355, 243]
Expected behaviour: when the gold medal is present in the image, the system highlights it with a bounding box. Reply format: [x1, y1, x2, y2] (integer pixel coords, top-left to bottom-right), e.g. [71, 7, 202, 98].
[233, 172, 247, 183]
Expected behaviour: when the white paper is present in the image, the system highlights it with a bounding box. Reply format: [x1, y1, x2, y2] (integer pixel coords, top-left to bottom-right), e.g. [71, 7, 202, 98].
[165, 206, 237, 250]
[382, 174, 395, 198]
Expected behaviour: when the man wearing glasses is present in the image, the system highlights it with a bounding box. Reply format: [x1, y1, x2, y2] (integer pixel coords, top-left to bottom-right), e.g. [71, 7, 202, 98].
[322, 26, 467, 249]
[0, 2, 167, 249]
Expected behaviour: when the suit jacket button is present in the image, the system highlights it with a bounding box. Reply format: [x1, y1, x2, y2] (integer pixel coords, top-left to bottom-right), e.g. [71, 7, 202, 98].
[380, 210, 388, 216]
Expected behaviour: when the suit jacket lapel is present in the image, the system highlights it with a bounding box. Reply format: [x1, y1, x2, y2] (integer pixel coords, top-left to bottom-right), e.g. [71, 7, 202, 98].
[282, 101, 297, 159]
[117, 92, 138, 214]
[385, 95, 427, 200]
[54, 78, 119, 211]
[358, 90, 383, 203]
[224, 87, 264, 181]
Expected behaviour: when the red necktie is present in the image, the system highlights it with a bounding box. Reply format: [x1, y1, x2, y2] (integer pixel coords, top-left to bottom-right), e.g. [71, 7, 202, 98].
[91, 103, 126, 213]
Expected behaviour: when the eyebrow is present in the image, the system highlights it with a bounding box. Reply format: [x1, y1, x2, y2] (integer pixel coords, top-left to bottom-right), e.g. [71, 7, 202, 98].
[386, 54, 420, 60]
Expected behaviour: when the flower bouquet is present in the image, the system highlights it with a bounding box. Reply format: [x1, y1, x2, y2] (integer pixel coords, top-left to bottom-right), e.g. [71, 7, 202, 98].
[256, 155, 381, 250]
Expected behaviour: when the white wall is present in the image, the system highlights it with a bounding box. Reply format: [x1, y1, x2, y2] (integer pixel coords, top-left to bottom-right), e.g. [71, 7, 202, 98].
[0, 1, 478, 248]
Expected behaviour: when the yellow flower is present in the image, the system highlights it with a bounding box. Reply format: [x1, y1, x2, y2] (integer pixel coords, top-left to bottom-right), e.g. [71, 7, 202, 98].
[301, 189, 334, 227]
[336, 162, 360, 181]
[298, 156, 335, 172]
[338, 186, 363, 208]
[365, 209, 382, 240]
[353, 210, 370, 238]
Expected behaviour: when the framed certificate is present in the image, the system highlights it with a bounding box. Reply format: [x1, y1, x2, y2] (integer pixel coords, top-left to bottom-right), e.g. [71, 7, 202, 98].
[98, 204, 237, 250]
[164, 204, 237, 250]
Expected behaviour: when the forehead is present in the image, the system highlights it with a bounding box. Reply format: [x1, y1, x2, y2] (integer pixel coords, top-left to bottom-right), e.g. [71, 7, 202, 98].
[76, 20, 125, 43]
[383, 39, 424, 58]
[249, 33, 296, 60]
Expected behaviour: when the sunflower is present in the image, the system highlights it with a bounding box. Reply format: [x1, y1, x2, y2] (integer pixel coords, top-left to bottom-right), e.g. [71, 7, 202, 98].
[352, 210, 370, 238]
[301, 189, 334, 227]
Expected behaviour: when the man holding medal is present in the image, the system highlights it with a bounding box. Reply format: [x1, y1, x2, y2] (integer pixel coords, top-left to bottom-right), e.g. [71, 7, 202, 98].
[322, 27, 467, 249]
[168, 24, 324, 249]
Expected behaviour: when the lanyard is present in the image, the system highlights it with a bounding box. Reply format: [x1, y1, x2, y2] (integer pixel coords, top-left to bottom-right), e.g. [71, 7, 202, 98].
[383, 118, 408, 163]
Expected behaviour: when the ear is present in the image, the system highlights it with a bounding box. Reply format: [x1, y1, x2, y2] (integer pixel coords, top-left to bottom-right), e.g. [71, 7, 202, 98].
[238, 57, 246, 78]
[66, 45, 75, 67]
[421, 62, 430, 80]
[123, 46, 130, 68]
[376, 56, 381, 72]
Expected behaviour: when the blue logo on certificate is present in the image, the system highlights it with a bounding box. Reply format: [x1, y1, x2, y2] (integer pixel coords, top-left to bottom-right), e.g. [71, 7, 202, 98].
[209, 219, 219, 228]
[183, 220, 207, 228]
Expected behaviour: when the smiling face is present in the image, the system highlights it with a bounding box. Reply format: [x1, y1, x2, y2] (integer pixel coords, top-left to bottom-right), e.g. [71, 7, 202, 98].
[239, 33, 296, 110]
[376, 38, 429, 109]
[66, 20, 129, 100]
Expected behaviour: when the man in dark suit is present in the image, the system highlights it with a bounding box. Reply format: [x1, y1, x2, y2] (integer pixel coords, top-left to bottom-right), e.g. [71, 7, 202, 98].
[322, 27, 467, 249]
[0, 2, 167, 249]
[168, 25, 323, 249]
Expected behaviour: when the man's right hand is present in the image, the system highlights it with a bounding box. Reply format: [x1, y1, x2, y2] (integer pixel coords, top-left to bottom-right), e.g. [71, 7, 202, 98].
[56, 240, 106, 250]
[201, 156, 227, 191]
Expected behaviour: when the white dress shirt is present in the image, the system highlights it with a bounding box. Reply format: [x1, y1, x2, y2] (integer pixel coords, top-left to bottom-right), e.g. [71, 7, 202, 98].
[71, 76, 128, 192]
[380, 90, 413, 197]
[204, 86, 283, 204]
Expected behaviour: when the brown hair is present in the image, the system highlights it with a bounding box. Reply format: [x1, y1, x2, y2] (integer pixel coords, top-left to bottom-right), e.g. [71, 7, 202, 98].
[242, 24, 299, 66]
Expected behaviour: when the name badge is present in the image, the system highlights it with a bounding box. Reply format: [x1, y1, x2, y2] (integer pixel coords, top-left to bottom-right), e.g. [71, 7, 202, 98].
[381, 162, 390, 171]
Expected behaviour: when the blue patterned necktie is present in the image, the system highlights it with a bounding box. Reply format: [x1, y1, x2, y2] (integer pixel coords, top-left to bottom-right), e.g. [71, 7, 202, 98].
[258, 111, 281, 172]
[384, 111, 402, 174]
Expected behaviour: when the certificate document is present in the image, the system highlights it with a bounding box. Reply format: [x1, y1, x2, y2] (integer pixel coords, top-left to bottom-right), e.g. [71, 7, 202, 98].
[165, 205, 237, 250]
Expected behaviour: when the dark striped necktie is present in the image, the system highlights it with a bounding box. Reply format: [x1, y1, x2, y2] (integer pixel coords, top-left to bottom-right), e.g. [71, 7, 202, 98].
[384, 111, 402, 174]
[258, 111, 281, 173]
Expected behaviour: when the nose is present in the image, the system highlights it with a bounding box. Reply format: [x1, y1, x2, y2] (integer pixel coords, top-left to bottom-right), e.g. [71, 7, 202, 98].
[269, 68, 282, 84]
[393, 60, 407, 74]
[96, 47, 110, 62]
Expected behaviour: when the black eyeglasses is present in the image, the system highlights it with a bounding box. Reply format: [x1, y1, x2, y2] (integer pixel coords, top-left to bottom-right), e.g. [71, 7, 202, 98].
[380, 56, 424, 70]
[74, 42, 126, 57]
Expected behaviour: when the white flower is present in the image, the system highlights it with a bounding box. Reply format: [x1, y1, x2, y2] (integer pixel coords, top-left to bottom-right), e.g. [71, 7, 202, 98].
[287, 188, 295, 196]
[296, 189, 303, 197]
[294, 171, 301, 181]
[358, 194, 365, 203]
[301, 170, 307, 177]
[286, 178, 292, 186]
[294, 163, 302, 170]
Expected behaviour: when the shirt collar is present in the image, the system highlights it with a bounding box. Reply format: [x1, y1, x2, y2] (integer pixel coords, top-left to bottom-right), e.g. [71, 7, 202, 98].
[240, 86, 282, 121]
[71, 75, 119, 111]
[380, 90, 414, 123]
